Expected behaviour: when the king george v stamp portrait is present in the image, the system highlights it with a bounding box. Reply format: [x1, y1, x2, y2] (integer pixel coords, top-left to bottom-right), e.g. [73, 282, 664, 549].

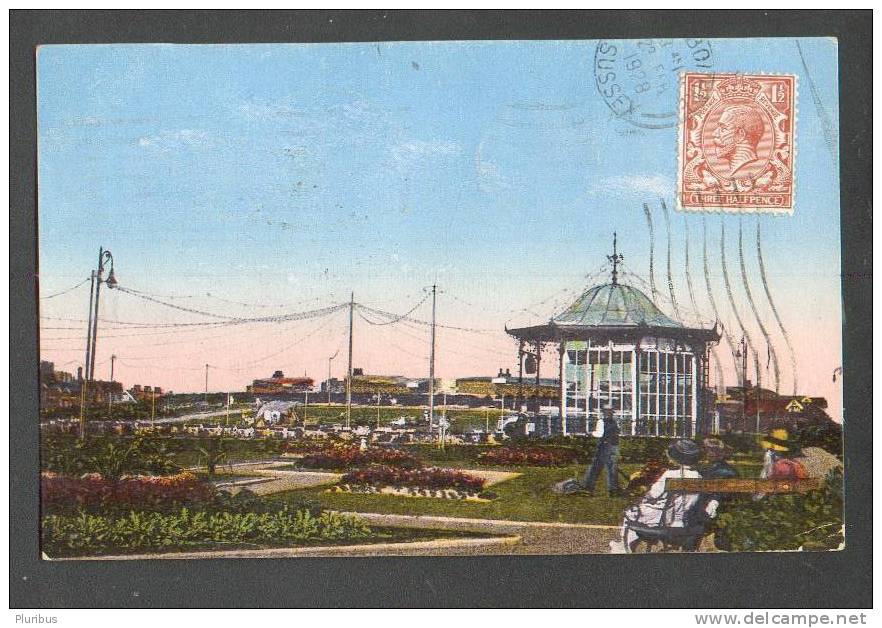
[678, 73, 796, 214]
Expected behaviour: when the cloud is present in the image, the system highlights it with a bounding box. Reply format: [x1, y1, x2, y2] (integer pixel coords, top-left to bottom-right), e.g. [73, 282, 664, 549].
[390, 140, 459, 163]
[588, 174, 675, 199]
[239, 100, 309, 120]
[136, 129, 210, 151]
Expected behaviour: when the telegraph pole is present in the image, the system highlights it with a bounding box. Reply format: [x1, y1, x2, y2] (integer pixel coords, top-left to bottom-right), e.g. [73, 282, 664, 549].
[346, 292, 354, 429]
[428, 284, 437, 432]
[327, 350, 338, 404]
[204, 363, 209, 403]
[108, 354, 116, 418]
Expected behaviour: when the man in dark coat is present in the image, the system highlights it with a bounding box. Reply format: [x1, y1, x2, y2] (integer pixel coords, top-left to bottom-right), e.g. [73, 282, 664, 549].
[582, 405, 621, 496]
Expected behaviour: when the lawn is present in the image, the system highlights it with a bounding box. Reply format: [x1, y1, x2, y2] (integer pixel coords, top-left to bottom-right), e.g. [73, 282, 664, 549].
[264, 460, 764, 526]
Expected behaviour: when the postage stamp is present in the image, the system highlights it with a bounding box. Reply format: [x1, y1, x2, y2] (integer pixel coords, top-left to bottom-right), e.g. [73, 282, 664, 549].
[678, 73, 796, 214]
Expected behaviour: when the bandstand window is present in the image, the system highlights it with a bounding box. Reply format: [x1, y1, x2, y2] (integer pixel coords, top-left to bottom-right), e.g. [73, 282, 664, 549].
[638, 348, 693, 436]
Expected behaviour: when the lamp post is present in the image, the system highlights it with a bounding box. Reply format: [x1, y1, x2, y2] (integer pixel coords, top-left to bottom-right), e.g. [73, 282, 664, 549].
[80, 247, 116, 438]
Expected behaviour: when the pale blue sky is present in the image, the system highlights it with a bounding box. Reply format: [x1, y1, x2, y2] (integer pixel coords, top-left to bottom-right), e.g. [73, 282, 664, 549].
[37, 39, 843, 416]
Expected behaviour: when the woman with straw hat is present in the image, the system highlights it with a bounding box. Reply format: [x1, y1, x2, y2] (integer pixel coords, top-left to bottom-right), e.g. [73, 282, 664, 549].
[759, 427, 808, 481]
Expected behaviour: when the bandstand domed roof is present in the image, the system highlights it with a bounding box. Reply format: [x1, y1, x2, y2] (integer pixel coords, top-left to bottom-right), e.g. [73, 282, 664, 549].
[553, 283, 682, 328]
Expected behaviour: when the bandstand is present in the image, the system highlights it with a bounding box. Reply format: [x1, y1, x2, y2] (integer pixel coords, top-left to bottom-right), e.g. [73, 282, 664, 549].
[505, 236, 721, 437]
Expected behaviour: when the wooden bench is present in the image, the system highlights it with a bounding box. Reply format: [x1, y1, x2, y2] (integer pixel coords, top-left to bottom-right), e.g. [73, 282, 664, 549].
[665, 477, 824, 494]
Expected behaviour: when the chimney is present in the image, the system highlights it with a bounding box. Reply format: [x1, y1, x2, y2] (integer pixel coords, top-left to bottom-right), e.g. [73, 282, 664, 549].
[77, 366, 83, 382]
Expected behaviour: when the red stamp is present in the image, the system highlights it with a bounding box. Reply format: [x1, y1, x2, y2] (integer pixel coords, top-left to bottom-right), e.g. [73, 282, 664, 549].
[678, 73, 796, 214]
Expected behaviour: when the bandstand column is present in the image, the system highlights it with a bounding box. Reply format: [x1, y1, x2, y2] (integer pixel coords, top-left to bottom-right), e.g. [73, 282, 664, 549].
[558, 339, 566, 435]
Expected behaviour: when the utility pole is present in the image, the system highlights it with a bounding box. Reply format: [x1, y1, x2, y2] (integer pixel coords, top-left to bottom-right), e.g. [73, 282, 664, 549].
[108, 354, 116, 418]
[151, 388, 156, 429]
[428, 284, 437, 432]
[204, 363, 209, 403]
[737, 336, 747, 429]
[327, 350, 338, 405]
[346, 292, 354, 429]
[376, 388, 381, 430]
[80, 247, 116, 438]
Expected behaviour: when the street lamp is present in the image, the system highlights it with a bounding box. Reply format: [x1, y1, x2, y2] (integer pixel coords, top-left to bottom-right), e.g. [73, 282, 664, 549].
[80, 247, 116, 438]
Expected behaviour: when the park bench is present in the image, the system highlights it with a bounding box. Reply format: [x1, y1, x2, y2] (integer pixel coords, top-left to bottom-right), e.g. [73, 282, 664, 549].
[628, 477, 825, 553]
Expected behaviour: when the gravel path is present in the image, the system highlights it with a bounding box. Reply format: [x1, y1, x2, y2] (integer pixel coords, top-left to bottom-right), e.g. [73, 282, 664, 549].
[339, 512, 620, 555]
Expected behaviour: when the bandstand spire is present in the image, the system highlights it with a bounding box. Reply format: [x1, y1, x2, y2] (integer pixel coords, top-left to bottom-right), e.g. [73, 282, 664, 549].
[608, 232, 624, 285]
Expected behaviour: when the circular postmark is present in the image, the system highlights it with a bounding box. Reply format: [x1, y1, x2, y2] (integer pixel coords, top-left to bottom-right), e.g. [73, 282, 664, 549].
[594, 39, 714, 129]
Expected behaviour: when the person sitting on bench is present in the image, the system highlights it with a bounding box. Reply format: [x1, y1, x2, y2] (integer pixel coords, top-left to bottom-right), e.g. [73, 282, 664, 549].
[610, 439, 716, 553]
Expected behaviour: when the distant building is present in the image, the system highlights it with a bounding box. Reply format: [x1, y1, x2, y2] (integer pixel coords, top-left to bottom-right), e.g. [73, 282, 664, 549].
[714, 385, 833, 433]
[321, 377, 345, 394]
[348, 374, 415, 395]
[456, 369, 559, 400]
[39, 360, 123, 412]
[128, 384, 165, 401]
[247, 370, 313, 394]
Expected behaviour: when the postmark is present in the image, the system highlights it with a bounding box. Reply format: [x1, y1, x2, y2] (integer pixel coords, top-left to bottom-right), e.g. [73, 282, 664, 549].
[594, 39, 714, 129]
[678, 73, 797, 214]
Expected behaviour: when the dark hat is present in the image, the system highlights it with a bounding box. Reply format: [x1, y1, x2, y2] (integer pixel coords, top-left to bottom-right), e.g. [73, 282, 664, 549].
[667, 439, 701, 465]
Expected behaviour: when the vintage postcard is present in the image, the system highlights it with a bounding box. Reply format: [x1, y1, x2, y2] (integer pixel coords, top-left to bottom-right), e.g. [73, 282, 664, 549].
[37, 38, 842, 559]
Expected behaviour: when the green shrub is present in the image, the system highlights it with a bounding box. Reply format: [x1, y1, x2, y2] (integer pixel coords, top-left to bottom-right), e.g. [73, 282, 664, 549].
[713, 469, 843, 552]
[42, 507, 372, 556]
[792, 423, 843, 458]
[41, 436, 180, 479]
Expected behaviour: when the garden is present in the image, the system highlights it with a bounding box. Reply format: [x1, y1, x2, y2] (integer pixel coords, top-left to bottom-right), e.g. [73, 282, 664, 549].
[40, 422, 844, 555]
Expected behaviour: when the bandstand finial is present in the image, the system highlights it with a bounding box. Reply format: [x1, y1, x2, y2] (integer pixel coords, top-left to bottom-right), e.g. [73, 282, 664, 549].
[608, 232, 624, 285]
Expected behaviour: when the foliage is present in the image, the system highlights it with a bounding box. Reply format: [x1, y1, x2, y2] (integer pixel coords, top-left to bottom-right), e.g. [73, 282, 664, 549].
[791, 422, 843, 458]
[624, 459, 672, 495]
[713, 469, 844, 552]
[213, 488, 324, 517]
[717, 433, 764, 455]
[41, 436, 180, 479]
[504, 435, 671, 464]
[42, 507, 372, 557]
[476, 446, 579, 467]
[341, 465, 486, 492]
[41, 471, 217, 514]
[41, 434, 284, 471]
[297, 445, 423, 470]
[196, 437, 229, 477]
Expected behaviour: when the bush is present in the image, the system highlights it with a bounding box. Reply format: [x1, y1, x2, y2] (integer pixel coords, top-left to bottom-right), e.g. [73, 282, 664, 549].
[792, 423, 842, 458]
[41, 471, 215, 514]
[41, 507, 372, 556]
[297, 445, 423, 470]
[476, 446, 579, 467]
[713, 469, 844, 552]
[341, 465, 486, 492]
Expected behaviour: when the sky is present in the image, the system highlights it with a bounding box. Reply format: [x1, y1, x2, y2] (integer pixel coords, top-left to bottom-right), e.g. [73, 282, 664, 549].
[37, 38, 843, 420]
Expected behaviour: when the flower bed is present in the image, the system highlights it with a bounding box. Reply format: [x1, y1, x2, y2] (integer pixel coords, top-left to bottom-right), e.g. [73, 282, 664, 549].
[41, 507, 372, 557]
[341, 465, 486, 492]
[476, 446, 580, 467]
[296, 445, 423, 470]
[41, 471, 216, 513]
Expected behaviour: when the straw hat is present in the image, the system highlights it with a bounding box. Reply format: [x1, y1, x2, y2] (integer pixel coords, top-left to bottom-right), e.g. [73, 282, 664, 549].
[760, 427, 792, 452]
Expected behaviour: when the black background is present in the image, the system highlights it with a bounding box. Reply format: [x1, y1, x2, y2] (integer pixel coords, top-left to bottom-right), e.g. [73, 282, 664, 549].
[10, 10, 872, 608]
